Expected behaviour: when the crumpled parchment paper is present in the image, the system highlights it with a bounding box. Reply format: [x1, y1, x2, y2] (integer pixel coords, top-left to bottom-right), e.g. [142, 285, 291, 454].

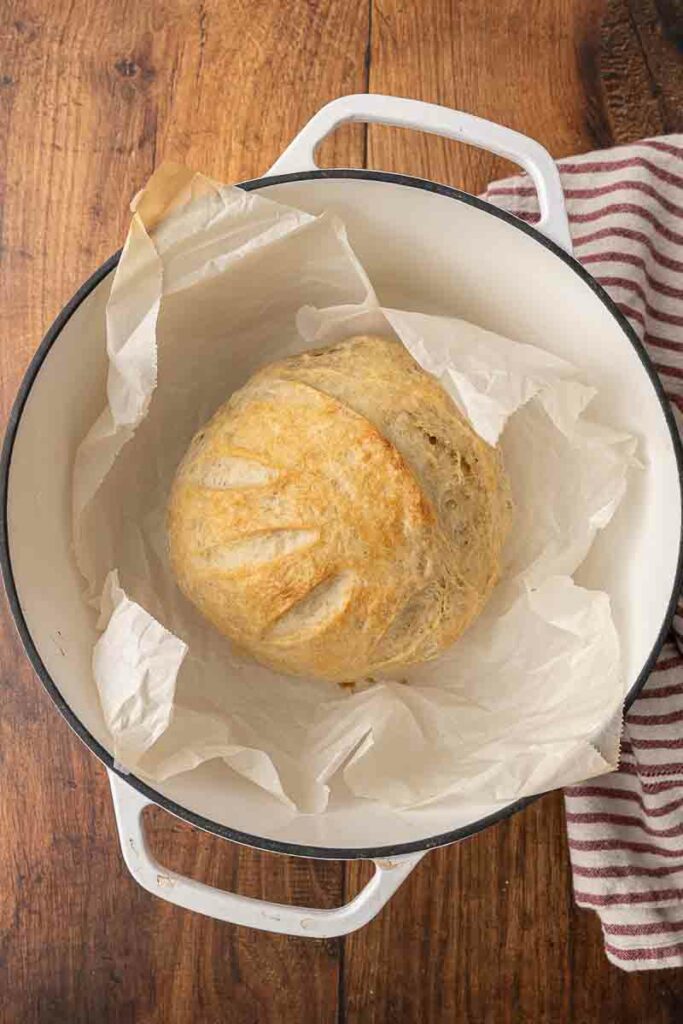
[72, 163, 638, 813]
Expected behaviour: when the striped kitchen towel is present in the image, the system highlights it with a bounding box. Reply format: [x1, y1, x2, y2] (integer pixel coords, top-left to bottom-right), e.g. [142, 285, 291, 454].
[482, 136, 683, 972]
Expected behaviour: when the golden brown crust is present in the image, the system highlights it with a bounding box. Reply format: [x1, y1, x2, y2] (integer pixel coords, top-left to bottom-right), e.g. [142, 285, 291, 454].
[168, 336, 511, 681]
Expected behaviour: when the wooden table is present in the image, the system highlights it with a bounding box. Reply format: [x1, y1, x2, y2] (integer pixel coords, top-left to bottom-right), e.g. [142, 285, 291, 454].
[2, 2, 683, 1021]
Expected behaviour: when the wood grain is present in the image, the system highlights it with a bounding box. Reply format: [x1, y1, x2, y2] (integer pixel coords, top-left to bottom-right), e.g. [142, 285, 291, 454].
[1, 1, 683, 1022]
[345, 797, 573, 1024]
[601, 0, 683, 142]
[0, 2, 367, 1022]
[364, 0, 611, 194]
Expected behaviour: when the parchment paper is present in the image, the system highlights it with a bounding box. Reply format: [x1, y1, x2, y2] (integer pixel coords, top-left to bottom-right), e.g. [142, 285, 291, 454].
[72, 163, 637, 813]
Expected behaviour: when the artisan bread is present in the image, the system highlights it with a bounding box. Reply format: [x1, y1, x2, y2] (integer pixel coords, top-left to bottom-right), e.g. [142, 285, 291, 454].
[167, 335, 511, 681]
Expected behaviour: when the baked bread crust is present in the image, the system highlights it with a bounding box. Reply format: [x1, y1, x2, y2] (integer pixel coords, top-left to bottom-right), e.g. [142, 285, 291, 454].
[168, 336, 511, 681]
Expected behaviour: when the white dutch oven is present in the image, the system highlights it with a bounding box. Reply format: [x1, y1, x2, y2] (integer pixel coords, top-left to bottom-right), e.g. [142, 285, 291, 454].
[3, 95, 682, 938]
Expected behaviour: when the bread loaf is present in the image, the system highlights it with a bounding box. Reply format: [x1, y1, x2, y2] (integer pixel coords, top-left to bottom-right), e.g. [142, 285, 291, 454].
[167, 336, 511, 681]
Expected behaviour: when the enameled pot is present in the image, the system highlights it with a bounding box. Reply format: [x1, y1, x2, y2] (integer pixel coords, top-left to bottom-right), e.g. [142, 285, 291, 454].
[3, 95, 682, 936]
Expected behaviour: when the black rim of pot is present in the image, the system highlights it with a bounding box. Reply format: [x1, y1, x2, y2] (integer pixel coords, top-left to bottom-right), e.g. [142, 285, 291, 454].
[2, 168, 682, 860]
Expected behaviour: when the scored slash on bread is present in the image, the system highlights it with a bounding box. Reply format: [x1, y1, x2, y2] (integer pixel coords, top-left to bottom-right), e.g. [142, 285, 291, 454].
[167, 336, 511, 682]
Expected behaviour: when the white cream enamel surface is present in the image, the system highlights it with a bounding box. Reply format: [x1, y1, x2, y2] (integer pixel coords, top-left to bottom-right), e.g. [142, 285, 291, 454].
[7, 176, 680, 850]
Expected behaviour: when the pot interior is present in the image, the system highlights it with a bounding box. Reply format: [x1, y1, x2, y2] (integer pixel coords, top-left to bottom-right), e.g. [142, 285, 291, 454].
[5, 173, 681, 855]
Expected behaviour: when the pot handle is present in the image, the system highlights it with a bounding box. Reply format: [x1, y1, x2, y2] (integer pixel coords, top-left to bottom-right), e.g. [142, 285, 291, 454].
[108, 770, 424, 937]
[268, 94, 572, 253]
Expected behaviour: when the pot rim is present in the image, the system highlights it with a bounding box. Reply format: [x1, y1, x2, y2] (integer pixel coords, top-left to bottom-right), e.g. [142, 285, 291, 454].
[2, 167, 682, 860]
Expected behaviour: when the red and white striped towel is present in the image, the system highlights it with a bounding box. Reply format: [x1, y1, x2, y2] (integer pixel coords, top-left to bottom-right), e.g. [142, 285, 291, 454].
[482, 136, 683, 972]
